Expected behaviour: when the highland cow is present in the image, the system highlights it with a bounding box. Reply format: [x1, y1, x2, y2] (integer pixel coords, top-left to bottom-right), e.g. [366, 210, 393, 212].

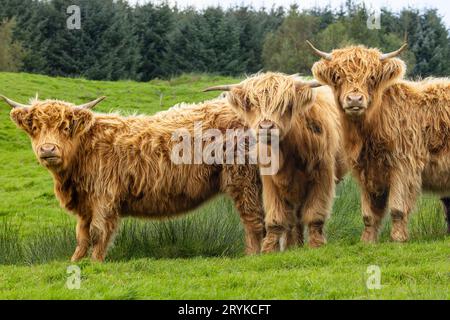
[204, 72, 347, 252]
[308, 41, 450, 241]
[1, 95, 265, 261]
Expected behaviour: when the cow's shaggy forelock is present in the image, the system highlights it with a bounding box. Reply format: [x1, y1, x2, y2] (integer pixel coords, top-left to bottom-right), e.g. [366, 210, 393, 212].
[230, 72, 314, 115]
[227, 72, 316, 137]
[11, 100, 93, 132]
[320, 46, 385, 81]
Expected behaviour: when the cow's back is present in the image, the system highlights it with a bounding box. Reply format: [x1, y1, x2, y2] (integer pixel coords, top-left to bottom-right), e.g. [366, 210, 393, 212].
[82, 100, 251, 218]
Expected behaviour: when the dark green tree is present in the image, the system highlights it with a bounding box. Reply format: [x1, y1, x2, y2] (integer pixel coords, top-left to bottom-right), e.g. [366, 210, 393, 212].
[262, 5, 321, 75]
[0, 18, 25, 71]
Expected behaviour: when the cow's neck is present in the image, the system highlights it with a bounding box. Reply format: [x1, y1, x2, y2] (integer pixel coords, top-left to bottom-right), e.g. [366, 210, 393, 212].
[340, 87, 400, 167]
[50, 134, 92, 212]
[340, 113, 364, 166]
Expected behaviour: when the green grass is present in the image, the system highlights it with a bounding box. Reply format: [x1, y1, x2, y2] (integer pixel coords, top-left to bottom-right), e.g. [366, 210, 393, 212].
[0, 72, 448, 299]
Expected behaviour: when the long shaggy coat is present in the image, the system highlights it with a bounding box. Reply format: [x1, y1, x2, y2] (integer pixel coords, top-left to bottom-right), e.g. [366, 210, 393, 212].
[312, 45, 450, 241]
[216, 72, 347, 251]
[8, 98, 265, 261]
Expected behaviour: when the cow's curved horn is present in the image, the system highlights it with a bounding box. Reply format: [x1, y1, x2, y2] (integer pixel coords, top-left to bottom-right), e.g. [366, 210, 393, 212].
[0, 95, 29, 109]
[306, 40, 332, 61]
[292, 77, 323, 89]
[304, 80, 323, 88]
[76, 96, 106, 110]
[380, 43, 408, 61]
[203, 84, 241, 92]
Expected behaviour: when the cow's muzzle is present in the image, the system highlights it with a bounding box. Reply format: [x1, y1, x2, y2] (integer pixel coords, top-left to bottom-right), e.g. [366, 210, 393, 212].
[342, 93, 367, 115]
[38, 144, 62, 166]
[257, 120, 281, 145]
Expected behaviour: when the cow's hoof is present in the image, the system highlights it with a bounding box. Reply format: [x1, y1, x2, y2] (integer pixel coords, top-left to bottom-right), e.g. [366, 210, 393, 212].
[391, 231, 409, 242]
[361, 229, 378, 243]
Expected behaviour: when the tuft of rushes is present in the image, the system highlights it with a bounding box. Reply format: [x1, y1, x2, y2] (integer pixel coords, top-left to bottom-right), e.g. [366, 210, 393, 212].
[109, 197, 244, 261]
[0, 221, 24, 264]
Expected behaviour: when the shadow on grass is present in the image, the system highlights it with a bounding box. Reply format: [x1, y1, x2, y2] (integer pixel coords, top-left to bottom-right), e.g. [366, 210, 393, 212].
[1, 178, 448, 265]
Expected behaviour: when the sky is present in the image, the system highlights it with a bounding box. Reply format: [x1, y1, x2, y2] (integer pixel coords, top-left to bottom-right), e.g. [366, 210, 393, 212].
[128, 0, 450, 28]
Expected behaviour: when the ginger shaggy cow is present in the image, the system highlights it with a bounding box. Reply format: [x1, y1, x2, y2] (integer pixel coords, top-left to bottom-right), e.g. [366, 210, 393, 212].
[309, 42, 450, 241]
[204, 72, 347, 252]
[1, 96, 265, 261]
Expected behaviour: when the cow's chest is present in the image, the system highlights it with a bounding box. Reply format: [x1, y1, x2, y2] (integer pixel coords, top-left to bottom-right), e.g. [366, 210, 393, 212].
[271, 156, 309, 204]
[353, 141, 392, 193]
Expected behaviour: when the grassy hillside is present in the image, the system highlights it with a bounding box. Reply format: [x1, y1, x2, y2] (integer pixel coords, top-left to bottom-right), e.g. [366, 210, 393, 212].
[0, 72, 448, 299]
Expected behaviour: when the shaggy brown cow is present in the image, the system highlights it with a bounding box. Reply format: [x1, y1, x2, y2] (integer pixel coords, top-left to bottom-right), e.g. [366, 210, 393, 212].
[308, 42, 450, 241]
[204, 72, 347, 252]
[1, 95, 265, 261]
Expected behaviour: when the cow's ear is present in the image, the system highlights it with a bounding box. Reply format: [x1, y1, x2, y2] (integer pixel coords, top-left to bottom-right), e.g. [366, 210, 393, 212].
[227, 87, 250, 111]
[10, 108, 33, 133]
[295, 84, 315, 113]
[381, 58, 406, 84]
[311, 60, 333, 86]
[72, 109, 94, 134]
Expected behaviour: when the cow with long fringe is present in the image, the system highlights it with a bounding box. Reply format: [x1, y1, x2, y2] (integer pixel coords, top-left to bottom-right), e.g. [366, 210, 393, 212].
[309, 42, 450, 241]
[204, 72, 347, 252]
[1, 96, 265, 261]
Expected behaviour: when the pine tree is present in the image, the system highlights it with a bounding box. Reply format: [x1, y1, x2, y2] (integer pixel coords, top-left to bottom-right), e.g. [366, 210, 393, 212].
[165, 9, 212, 75]
[409, 9, 450, 77]
[134, 3, 175, 81]
[0, 18, 25, 71]
[262, 5, 321, 75]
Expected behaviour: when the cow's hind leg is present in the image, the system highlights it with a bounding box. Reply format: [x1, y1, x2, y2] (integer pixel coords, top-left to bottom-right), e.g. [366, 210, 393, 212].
[232, 194, 265, 254]
[285, 208, 304, 248]
[295, 219, 305, 246]
[90, 208, 120, 262]
[71, 214, 91, 262]
[222, 167, 265, 254]
[440, 197, 450, 234]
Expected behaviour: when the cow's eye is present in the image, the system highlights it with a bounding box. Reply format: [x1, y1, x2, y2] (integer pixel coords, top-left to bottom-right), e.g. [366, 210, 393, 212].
[369, 75, 378, 86]
[63, 126, 70, 134]
[333, 73, 341, 82]
[32, 125, 38, 132]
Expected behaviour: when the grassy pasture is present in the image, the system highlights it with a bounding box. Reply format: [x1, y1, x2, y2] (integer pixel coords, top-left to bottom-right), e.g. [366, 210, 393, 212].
[0, 72, 448, 299]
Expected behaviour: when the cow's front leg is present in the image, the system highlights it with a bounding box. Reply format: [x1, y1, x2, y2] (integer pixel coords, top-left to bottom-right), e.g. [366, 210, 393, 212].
[360, 187, 388, 243]
[388, 172, 420, 242]
[301, 163, 335, 248]
[261, 176, 295, 253]
[71, 214, 91, 262]
[90, 209, 120, 262]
